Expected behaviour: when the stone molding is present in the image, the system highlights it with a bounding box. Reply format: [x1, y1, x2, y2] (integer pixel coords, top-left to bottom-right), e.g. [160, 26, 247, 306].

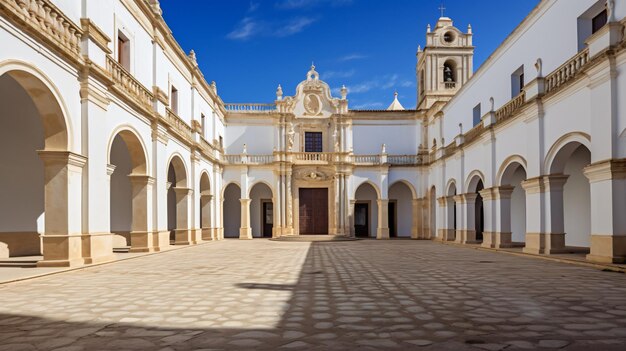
[521, 175, 569, 194]
[80, 18, 111, 54]
[584, 158, 626, 182]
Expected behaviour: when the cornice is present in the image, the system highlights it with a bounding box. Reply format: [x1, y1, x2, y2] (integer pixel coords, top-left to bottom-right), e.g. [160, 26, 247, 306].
[81, 18, 112, 55]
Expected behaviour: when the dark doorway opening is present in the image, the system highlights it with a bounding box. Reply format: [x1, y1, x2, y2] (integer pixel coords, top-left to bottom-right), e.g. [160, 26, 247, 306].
[475, 180, 485, 242]
[388, 201, 397, 238]
[354, 203, 369, 238]
[262, 201, 273, 238]
[299, 188, 328, 234]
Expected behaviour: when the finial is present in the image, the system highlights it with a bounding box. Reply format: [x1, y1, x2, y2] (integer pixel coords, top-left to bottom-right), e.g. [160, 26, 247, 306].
[535, 58, 543, 78]
[381, 143, 387, 154]
[341, 85, 348, 100]
[276, 84, 283, 100]
[467, 24, 472, 34]
[188, 50, 197, 65]
[311, 61, 315, 70]
[242, 144, 247, 154]
[458, 123, 463, 135]
[427, 24, 431, 33]
[417, 45, 422, 52]
[608, 0, 616, 22]
[489, 97, 495, 112]
[394, 91, 398, 98]
[210, 81, 217, 94]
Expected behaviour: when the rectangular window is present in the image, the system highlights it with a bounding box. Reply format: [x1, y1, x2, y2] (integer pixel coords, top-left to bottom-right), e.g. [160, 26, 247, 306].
[170, 86, 178, 114]
[219, 135, 223, 149]
[473, 103, 482, 127]
[117, 31, 130, 71]
[592, 9, 608, 34]
[304, 132, 323, 152]
[578, 2, 609, 51]
[511, 65, 524, 98]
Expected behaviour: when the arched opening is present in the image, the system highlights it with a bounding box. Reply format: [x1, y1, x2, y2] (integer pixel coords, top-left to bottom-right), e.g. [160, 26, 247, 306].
[429, 186, 437, 239]
[500, 161, 527, 246]
[167, 156, 189, 245]
[223, 183, 242, 238]
[0, 68, 69, 261]
[446, 182, 457, 241]
[354, 183, 379, 238]
[443, 60, 456, 83]
[550, 143, 592, 249]
[389, 182, 414, 238]
[249, 183, 274, 238]
[466, 174, 485, 244]
[475, 180, 485, 242]
[199, 172, 212, 240]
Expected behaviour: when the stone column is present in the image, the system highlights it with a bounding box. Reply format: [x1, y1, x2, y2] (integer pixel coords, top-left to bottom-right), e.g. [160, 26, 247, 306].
[522, 175, 568, 255]
[37, 151, 91, 267]
[584, 160, 626, 263]
[456, 193, 478, 244]
[480, 186, 514, 249]
[436, 196, 448, 241]
[273, 171, 283, 237]
[200, 194, 213, 240]
[376, 199, 390, 239]
[411, 199, 419, 239]
[239, 198, 253, 239]
[286, 171, 293, 234]
[128, 175, 155, 252]
[173, 187, 191, 245]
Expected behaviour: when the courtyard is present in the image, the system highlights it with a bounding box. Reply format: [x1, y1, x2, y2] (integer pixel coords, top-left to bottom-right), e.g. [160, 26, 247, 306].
[0, 240, 625, 350]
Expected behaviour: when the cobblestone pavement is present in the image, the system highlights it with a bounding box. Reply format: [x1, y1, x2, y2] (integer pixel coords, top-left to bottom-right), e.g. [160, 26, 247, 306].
[1, 239, 626, 350]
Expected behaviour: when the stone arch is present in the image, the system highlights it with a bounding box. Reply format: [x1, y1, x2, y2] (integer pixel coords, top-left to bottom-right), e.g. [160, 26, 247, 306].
[199, 171, 212, 240]
[0, 60, 70, 150]
[444, 180, 458, 241]
[546, 138, 592, 248]
[107, 126, 149, 175]
[0, 63, 80, 264]
[465, 170, 486, 193]
[167, 154, 190, 245]
[108, 128, 151, 251]
[354, 182, 381, 238]
[249, 182, 275, 238]
[446, 179, 457, 197]
[498, 157, 528, 245]
[544, 132, 591, 174]
[353, 180, 381, 200]
[497, 155, 528, 186]
[443, 59, 458, 83]
[388, 181, 415, 238]
[223, 182, 242, 238]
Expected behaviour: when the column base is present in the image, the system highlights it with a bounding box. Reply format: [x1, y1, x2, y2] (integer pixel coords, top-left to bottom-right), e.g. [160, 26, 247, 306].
[174, 229, 191, 245]
[456, 230, 477, 244]
[81, 233, 115, 265]
[239, 227, 253, 240]
[37, 257, 86, 268]
[129, 231, 155, 253]
[190, 228, 202, 244]
[523, 232, 566, 254]
[202, 228, 213, 241]
[437, 229, 456, 242]
[377, 228, 390, 240]
[272, 226, 283, 238]
[153, 231, 171, 251]
[587, 235, 626, 263]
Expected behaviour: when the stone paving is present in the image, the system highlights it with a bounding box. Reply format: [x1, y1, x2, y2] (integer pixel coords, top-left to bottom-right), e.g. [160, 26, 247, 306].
[0, 239, 626, 350]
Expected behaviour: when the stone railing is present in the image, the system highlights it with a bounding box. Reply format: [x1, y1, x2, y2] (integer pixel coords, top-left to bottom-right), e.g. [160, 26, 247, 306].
[222, 154, 274, 165]
[1, 0, 82, 58]
[199, 138, 219, 159]
[224, 103, 276, 113]
[107, 56, 154, 111]
[464, 123, 485, 144]
[545, 48, 589, 94]
[387, 155, 425, 165]
[353, 155, 381, 165]
[495, 91, 526, 122]
[443, 143, 458, 157]
[292, 152, 333, 163]
[165, 108, 193, 141]
[444, 81, 456, 89]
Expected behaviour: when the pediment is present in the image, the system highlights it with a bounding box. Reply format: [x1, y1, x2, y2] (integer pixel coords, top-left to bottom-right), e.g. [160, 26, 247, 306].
[276, 65, 345, 117]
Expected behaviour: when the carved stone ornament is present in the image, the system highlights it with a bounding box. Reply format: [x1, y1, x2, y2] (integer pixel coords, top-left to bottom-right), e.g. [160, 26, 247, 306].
[304, 93, 323, 116]
[295, 168, 332, 181]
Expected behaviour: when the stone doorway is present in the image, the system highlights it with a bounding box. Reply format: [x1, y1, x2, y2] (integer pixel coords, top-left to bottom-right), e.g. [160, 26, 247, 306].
[298, 188, 328, 234]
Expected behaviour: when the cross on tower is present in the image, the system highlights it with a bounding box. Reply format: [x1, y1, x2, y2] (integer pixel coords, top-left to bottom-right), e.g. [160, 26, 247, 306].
[438, 3, 446, 17]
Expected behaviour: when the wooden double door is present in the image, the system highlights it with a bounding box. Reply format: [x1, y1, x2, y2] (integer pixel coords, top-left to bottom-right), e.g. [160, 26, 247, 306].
[299, 188, 328, 235]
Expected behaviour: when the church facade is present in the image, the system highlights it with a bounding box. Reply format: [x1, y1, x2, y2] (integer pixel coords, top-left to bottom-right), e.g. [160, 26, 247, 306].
[0, 0, 625, 267]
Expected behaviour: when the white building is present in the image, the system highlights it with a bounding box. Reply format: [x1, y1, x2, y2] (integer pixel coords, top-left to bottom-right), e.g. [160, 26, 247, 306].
[0, 0, 624, 266]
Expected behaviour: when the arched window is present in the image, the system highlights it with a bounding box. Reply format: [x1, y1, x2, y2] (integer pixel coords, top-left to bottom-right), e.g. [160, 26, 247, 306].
[443, 61, 456, 83]
[419, 70, 425, 97]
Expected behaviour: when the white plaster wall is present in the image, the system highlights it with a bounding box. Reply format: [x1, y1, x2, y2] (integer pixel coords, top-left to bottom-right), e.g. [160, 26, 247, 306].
[353, 123, 419, 155]
[225, 125, 275, 155]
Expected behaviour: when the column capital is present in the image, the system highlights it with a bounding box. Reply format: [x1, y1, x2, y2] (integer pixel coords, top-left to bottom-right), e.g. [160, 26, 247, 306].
[173, 187, 192, 195]
[453, 194, 465, 203]
[462, 193, 478, 202]
[584, 158, 626, 183]
[521, 175, 569, 194]
[128, 174, 155, 185]
[376, 198, 389, 205]
[106, 164, 116, 176]
[38, 150, 87, 168]
[479, 186, 514, 200]
[437, 196, 447, 206]
[239, 198, 251, 204]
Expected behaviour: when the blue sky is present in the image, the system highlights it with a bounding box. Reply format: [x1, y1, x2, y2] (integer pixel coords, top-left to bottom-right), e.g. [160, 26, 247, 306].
[161, 0, 539, 110]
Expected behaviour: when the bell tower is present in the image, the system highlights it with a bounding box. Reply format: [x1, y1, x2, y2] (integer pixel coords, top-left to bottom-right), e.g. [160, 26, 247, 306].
[416, 16, 474, 110]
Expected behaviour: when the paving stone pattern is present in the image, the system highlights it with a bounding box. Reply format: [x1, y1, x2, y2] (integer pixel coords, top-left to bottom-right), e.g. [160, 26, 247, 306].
[0, 240, 626, 350]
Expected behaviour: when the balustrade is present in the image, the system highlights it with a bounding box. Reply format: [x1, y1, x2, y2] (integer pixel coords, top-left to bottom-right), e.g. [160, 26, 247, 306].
[495, 91, 526, 122]
[106, 56, 154, 111]
[545, 48, 589, 94]
[165, 108, 193, 141]
[224, 103, 276, 112]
